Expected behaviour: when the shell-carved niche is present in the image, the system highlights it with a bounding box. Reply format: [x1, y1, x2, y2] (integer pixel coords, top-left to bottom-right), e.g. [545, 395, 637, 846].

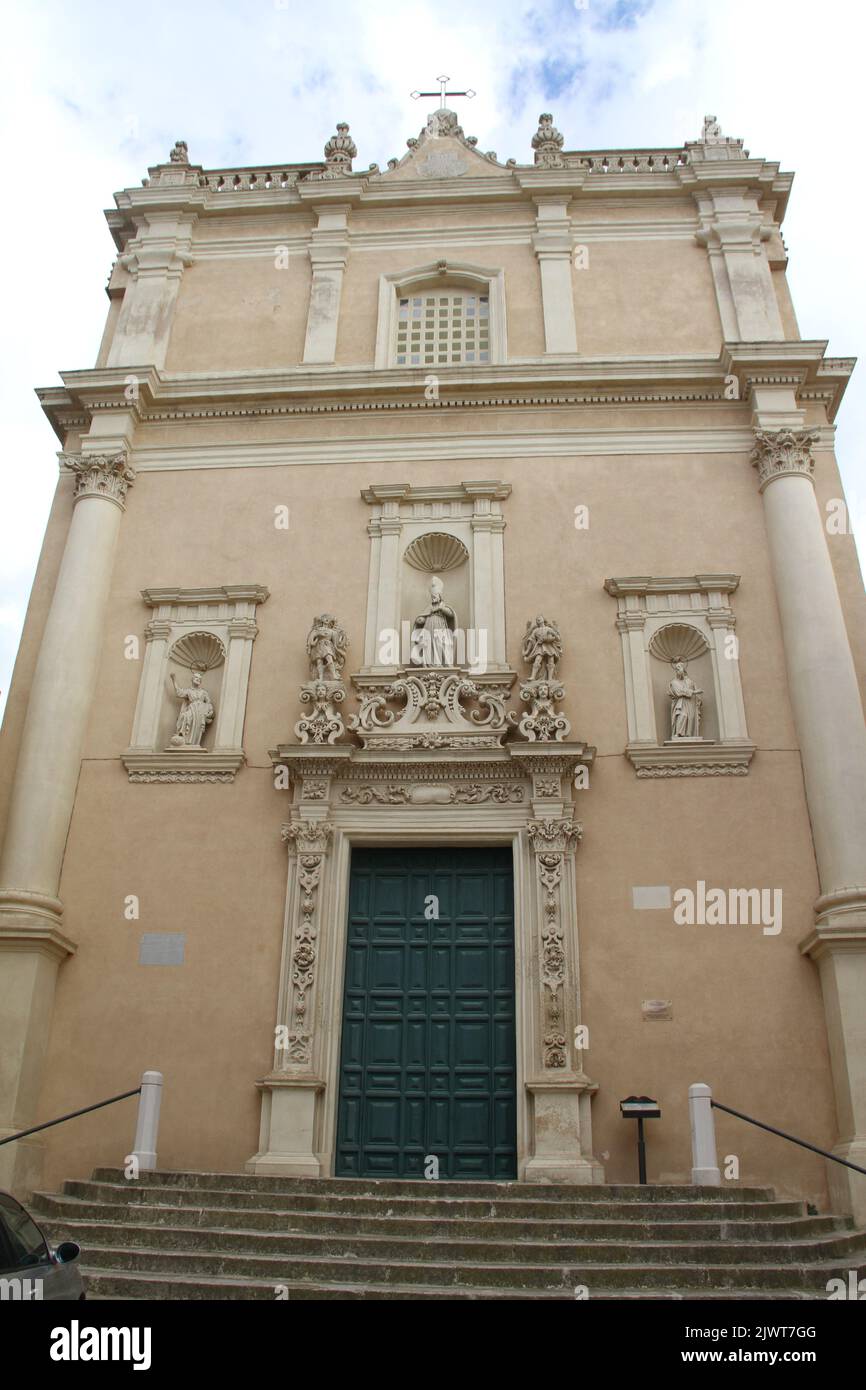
[649, 623, 716, 742]
[170, 631, 226, 671]
[403, 532, 469, 573]
[163, 631, 226, 753]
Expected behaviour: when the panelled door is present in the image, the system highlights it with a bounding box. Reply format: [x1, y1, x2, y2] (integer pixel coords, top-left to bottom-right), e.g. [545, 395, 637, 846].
[335, 846, 517, 1179]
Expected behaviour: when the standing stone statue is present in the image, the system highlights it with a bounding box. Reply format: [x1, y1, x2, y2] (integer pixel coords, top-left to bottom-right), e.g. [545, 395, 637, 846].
[521, 616, 563, 682]
[168, 671, 214, 749]
[306, 615, 348, 682]
[668, 660, 703, 739]
[296, 615, 350, 744]
[411, 577, 457, 667]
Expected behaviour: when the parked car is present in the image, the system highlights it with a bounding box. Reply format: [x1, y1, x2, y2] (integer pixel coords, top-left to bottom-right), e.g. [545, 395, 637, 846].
[0, 1191, 84, 1300]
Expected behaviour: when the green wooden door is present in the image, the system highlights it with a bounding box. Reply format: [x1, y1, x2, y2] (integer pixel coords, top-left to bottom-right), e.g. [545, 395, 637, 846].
[336, 846, 517, 1179]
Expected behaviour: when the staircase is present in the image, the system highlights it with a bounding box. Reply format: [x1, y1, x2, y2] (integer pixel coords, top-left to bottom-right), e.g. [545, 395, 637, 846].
[30, 1168, 866, 1300]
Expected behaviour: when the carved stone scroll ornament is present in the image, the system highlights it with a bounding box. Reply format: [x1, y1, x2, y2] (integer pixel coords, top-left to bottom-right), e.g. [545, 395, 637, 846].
[350, 668, 510, 748]
[528, 819, 582, 1069]
[59, 451, 136, 509]
[339, 782, 524, 806]
[295, 616, 349, 744]
[508, 617, 572, 741]
[280, 820, 333, 1065]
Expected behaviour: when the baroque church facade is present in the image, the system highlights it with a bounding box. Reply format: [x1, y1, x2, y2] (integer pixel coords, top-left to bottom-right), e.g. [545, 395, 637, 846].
[1, 107, 865, 1224]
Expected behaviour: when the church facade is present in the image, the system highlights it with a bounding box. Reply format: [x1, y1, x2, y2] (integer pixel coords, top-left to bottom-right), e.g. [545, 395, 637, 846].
[2, 108, 865, 1222]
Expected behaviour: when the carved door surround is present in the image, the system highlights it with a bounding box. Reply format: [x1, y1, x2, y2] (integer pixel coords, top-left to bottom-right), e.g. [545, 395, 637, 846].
[247, 741, 603, 1185]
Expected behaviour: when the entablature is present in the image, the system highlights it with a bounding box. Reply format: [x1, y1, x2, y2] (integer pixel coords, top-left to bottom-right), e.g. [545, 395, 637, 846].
[38, 344, 853, 440]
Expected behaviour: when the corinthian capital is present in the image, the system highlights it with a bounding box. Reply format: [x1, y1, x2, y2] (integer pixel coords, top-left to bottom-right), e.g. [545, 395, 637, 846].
[527, 818, 582, 855]
[751, 429, 819, 493]
[281, 818, 333, 856]
[59, 451, 136, 509]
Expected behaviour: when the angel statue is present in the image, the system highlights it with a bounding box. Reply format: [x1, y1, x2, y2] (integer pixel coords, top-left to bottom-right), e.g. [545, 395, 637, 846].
[168, 670, 214, 749]
[521, 616, 563, 682]
[306, 614, 348, 682]
[668, 660, 703, 739]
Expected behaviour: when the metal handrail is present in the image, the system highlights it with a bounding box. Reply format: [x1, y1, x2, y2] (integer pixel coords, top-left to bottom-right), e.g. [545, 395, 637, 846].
[712, 1100, 866, 1177]
[0, 1087, 141, 1148]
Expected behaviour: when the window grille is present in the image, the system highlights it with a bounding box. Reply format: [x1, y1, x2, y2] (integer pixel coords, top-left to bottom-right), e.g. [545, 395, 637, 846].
[394, 292, 490, 366]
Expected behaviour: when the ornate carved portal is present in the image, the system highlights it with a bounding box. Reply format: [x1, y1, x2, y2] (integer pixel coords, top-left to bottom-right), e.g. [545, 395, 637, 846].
[247, 612, 602, 1184]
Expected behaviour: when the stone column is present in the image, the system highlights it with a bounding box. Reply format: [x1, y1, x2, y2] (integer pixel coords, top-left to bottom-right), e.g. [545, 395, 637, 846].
[0, 449, 135, 1192]
[532, 198, 578, 354]
[752, 426, 866, 1222]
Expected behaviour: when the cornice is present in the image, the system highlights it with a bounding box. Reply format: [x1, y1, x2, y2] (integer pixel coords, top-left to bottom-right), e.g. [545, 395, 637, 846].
[37, 345, 852, 439]
[105, 148, 793, 254]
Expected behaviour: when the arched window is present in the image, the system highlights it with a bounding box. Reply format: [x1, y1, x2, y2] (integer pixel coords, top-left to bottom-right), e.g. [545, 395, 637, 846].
[374, 262, 506, 368]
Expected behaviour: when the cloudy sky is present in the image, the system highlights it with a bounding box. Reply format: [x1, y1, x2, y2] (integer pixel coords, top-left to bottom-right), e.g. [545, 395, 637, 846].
[1, 0, 863, 714]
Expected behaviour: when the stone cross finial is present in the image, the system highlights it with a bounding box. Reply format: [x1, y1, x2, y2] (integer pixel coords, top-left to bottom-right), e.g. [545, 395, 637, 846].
[323, 122, 357, 173]
[169, 140, 189, 164]
[532, 113, 564, 168]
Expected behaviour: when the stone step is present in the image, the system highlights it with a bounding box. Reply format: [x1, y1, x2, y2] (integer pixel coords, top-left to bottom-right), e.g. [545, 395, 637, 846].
[56, 1241, 866, 1292]
[78, 1269, 826, 1302]
[35, 1214, 866, 1267]
[38, 1168, 864, 1300]
[88, 1168, 779, 1202]
[31, 1193, 846, 1243]
[55, 1180, 809, 1223]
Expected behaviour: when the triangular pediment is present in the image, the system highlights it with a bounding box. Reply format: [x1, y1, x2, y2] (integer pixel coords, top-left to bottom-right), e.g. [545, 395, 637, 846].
[378, 108, 507, 181]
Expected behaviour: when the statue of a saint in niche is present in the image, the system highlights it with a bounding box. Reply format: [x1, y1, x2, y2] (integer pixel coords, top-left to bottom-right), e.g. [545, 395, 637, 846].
[522, 616, 562, 681]
[306, 615, 347, 682]
[411, 576, 457, 667]
[169, 670, 214, 749]
[668, 660, 703, 739]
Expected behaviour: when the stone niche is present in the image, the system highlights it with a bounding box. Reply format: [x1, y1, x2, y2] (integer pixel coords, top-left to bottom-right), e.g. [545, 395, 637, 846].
[360, 481, 510, 676]
[604, 575, 755, 777]
[121, 585, 268, 782]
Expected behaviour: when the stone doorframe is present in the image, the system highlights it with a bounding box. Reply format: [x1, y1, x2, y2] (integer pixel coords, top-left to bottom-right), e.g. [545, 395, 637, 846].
[247, 743, 604, 1185]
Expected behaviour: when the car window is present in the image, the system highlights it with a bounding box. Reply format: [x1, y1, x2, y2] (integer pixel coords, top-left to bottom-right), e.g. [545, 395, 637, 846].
[0, 1195, 49, 1269]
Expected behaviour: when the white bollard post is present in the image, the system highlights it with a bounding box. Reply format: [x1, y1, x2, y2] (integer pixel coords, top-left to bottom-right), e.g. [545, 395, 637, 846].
[131, 1071, 163, 1173]
[689, 1082, 721, 1186]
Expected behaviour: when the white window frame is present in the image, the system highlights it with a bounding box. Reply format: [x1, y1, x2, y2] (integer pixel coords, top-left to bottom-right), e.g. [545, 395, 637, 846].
[374, 260, 507, 369]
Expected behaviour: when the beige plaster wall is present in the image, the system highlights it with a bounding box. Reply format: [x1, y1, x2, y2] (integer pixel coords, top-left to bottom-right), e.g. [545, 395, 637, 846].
[26, 436, 839, 1205]
[572, 238, 722, 356]
[165, 254, 312, 372]
[159, 200, 724, 373]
